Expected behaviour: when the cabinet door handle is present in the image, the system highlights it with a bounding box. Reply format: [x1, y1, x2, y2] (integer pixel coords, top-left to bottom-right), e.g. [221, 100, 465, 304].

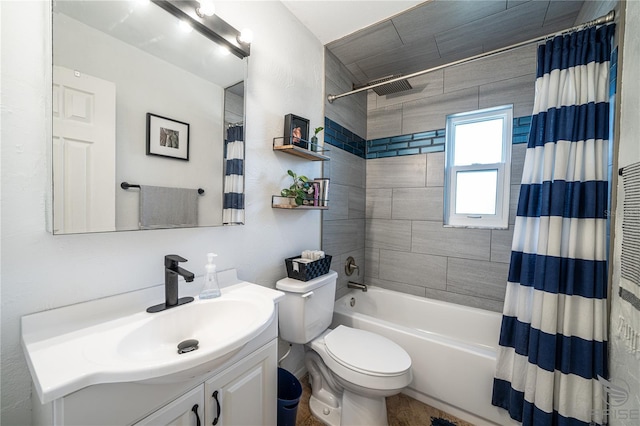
[212, 390, 221, 425]
[191, 404, 201, 426]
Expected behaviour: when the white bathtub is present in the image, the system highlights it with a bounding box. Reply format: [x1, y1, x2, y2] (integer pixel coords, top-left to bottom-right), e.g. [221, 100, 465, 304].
[331, 286, 518, 426]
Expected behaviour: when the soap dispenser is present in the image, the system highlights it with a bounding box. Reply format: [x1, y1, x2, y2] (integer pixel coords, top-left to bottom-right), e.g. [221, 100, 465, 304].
[199, 253, 221, 299]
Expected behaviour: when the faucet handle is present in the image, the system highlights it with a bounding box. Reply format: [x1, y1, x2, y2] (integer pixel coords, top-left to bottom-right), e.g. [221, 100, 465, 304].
[165, 254, 188, 269]
[345, 256, 360, 276]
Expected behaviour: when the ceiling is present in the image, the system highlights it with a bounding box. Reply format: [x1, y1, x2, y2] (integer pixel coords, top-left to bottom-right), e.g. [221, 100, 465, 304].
[281, 1, 424, 44]
[285, 0, 587, 87]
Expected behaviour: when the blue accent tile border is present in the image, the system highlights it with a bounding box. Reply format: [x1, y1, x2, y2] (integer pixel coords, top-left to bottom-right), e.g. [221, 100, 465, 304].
[365, 116, 533, 159]
[323, 117, 367, 158]
[366, 129, 445, 159]
[512, 116, 531, 144]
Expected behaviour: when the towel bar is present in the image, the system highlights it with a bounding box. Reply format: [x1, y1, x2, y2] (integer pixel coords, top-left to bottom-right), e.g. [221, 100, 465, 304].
[120, 182, 205, 195]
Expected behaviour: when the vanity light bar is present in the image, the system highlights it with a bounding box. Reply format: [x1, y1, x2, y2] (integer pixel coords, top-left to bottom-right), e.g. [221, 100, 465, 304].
[151, 0, 250, 59]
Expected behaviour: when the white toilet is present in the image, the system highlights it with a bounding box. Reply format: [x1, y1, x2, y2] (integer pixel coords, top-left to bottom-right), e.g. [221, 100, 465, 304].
[276, 270, 412, 426]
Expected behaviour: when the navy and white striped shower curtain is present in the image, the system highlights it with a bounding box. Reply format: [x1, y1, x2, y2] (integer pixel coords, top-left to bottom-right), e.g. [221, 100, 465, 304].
[492, 24, 615, 426]
[223, 125, 244, 224]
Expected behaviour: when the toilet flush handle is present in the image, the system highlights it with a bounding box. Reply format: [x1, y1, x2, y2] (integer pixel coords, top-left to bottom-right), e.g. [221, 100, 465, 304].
[302, 291, 314, 299]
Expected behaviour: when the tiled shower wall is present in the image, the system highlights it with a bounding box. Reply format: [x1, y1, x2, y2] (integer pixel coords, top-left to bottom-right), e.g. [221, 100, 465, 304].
[363, 44, 538, 312]
[365, 140, 526, 312]
[367, 44, 537, 140]
[323, 49, 368, 298]
[323, 44, 538, 309]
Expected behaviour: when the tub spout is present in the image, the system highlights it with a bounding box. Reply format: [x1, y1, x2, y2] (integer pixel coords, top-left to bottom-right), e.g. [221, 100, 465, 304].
[348, 281, 367, 292]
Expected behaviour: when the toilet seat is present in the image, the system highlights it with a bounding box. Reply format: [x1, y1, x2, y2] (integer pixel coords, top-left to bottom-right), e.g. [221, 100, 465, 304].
[324, 326, 411, 377]
[309, 327, 412, 393]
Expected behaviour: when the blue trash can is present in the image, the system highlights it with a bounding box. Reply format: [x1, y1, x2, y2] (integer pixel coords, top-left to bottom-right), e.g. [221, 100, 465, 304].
[277, 368, 303, 426]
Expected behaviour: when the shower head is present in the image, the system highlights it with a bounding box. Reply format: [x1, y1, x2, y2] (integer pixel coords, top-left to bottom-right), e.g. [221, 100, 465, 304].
[358, 75, 413, 96]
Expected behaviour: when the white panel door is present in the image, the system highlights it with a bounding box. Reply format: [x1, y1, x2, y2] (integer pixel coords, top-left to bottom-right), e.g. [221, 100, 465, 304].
[53, 66, 116, 233]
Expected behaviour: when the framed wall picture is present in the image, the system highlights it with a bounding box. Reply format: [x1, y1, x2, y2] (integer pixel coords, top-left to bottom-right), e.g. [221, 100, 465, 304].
[284, 113, 310, 149]
[146, 113, 190, 160]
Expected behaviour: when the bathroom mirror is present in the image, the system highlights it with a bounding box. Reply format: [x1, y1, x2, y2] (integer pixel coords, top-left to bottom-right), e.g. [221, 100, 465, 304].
[51, 0, 247, 234]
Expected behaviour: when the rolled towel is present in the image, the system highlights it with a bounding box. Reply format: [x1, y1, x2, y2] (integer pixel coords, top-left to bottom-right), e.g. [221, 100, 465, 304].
[292, 258, 313, 272]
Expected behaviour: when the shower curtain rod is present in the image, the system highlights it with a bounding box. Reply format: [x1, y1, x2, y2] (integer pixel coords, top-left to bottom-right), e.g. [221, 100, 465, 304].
[327, 9, 615, 103]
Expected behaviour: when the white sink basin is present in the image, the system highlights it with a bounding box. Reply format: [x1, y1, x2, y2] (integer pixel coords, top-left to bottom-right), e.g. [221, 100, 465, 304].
[22, 278, 282, 403]
[82, 295, 274, 383]
[115, 299, 261, 363]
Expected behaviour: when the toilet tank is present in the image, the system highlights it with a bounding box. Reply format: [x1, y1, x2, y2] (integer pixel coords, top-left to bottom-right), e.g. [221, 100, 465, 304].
[276, 270, 338, 344]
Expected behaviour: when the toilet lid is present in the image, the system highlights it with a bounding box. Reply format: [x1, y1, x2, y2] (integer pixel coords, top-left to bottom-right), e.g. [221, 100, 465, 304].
[324, 326, 411, 376]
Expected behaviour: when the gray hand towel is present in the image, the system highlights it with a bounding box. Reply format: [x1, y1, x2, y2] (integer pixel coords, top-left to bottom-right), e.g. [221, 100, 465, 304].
[139, 185, 199, 229]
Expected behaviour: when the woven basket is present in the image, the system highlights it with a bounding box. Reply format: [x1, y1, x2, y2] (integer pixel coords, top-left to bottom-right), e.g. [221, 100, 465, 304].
[284, 255, 332, 281]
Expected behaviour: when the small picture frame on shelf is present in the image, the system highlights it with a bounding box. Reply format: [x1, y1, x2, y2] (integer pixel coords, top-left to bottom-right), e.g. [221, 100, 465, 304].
[284, 114, 310, 149]
[146, 112, 190, 161]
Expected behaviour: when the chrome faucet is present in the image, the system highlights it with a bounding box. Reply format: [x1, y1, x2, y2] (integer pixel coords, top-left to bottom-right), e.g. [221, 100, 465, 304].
[147, 255, 195, 313]
[348, 281, 367, 292]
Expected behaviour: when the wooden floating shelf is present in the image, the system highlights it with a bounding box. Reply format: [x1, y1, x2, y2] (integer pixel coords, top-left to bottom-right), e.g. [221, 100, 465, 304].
[272, 203, 329, 210]
[272, 195, 329, 210]
[272, 137, 330, 161]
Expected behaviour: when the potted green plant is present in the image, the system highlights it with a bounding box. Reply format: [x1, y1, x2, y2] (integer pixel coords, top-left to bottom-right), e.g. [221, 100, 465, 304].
[280, 169, 314, 206]
[310, 127, 323, 152]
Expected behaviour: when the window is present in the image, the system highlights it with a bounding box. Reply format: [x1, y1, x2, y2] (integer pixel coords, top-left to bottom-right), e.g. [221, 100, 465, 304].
[444, 105, 512, 228]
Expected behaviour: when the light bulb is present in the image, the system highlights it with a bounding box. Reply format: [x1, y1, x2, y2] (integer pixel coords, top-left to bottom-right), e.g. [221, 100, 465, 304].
[179, 20, 193, 33]
[197, 0, 215, 17]
[219, 45, 231, 56]
[238, 28, 254, 44]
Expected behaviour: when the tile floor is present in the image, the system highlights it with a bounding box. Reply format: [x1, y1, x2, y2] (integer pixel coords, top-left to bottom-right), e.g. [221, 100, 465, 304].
[295, 375, 473, 426]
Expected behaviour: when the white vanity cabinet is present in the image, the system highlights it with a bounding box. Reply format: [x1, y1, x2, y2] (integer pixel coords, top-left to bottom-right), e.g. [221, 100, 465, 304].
[33, 331, 278, 426]
[133, 340, 277, 426]
[25, 275, 284, 426]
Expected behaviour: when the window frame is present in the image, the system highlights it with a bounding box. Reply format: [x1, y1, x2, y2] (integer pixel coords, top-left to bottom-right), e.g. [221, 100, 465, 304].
[444, 105, 513, 229]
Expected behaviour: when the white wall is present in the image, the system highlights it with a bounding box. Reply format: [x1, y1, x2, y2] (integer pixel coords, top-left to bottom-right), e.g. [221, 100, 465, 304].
[610, 0, 640, 423]
[0, 1, 325, 424]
